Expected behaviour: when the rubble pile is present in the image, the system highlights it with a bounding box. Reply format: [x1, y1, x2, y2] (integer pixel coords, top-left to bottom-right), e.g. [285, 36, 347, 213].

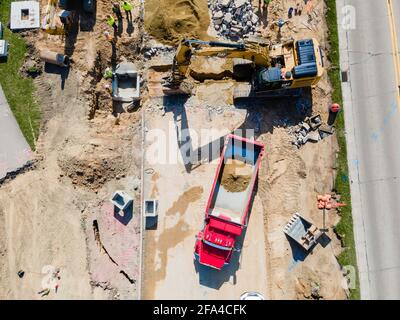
[291, 114, 335, 148]
[208, 0, 259, 40]
[143, 45, 174, 60]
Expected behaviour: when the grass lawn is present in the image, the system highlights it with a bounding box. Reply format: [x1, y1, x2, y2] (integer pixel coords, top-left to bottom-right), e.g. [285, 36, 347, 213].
[325, 0, 360, 299]
[0, 0, 40, 149]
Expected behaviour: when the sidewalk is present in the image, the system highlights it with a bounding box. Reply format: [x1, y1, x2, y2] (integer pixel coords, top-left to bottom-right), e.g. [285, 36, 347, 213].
[0, 84, 33, 180]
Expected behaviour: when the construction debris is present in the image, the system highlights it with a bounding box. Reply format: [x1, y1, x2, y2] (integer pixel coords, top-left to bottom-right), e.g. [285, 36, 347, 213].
[208, 0, 259, 40]
[317, 194, 346, 210]
[284, 213, 323, 251]
[291, 114, 335, 148]
[39, 50, 70, 67]
[308, 114, 322, 130]
[319, 124, 335, 139]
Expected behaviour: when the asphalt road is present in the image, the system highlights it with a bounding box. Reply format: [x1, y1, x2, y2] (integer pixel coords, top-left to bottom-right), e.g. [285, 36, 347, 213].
[337, 0, 400, 299]
[0, 84, 33, 180]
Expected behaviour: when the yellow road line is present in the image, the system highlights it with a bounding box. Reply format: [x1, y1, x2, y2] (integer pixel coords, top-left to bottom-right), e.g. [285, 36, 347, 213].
[389, 0, 400, 84]
[386, 0, 400, 104]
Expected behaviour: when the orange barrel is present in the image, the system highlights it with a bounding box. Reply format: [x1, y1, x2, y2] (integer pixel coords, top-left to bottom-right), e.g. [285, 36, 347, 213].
[330, 103, 341, 113]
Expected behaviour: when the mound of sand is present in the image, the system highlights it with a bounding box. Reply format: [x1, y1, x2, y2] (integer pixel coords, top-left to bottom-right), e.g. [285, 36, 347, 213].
[221, 159, 252, 193]
[144, 0, 210, 45]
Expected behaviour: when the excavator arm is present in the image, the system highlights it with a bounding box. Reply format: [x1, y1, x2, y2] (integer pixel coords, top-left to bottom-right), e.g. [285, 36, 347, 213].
[171, 39, 271, 84]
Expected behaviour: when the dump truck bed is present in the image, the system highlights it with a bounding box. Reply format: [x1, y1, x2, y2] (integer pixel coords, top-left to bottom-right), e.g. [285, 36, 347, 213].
[206, 135, 264, 226]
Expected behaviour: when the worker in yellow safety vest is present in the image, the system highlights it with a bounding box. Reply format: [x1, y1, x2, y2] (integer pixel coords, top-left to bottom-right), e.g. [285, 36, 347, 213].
[106, 14, 117, 30]
[121, 1, 133, 22]
[112, 2, 123, 20]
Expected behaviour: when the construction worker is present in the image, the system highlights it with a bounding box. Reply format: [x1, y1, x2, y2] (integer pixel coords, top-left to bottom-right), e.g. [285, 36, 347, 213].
[103, 31, 113, 42]
[106, 14, 117, 31]
[121, 1, 133, 22]
[112, 2, 123, 20]
[263, 0, 271, 8]
[104, 67, 113, 79]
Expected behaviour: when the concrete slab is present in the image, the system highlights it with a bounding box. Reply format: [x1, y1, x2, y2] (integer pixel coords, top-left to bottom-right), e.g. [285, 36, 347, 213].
[0, 84, 33, 180]
[10, 1, 40, 30]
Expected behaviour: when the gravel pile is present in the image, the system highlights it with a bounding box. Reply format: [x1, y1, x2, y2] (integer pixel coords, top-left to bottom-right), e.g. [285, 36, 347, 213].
[208, 0, 259, 40]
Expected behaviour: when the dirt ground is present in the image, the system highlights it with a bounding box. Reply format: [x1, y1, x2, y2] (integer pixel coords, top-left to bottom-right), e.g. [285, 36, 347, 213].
[256, 0, 347, 299]
[144, 0, 211, 45]
[141, 0, 348, 300]
[0, 0, 349, 300]
[0, 1, 144, 299]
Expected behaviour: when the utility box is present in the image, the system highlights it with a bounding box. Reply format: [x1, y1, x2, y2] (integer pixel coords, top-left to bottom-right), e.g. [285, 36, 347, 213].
[144, 199, 158, 218]
[0, 40, 8, 59]
[112, 62, 141, 102]
[10, 1, 40, 30]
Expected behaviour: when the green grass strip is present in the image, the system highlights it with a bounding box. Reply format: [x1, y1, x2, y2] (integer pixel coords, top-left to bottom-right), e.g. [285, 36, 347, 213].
[325, 0, 360, 300]
[0, 0, 40, 149]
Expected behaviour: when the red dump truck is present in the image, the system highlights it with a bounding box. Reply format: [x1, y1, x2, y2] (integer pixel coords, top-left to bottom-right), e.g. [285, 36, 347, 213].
[194, 134, 265, 269]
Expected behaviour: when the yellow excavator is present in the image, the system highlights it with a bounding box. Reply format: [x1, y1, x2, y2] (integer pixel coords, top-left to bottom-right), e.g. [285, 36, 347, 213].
[42, 0, 74, 35]
[156, 38, 324, 99]
[163, 39, 270, 93]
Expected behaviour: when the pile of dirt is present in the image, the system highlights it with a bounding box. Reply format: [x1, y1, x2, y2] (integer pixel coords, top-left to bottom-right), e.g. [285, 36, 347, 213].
[295, 276, 323, 300]
[221, 159, 252, 192]
[58, 142, 129, 191]
[144, 0, 211, 45]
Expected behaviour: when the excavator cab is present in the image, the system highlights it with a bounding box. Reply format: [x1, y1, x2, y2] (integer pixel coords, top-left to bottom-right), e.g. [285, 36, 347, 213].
[255, 38, 324, 92]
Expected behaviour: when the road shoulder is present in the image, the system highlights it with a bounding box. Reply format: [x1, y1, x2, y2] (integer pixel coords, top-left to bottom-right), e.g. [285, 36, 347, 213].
[336, 0, 371, 300]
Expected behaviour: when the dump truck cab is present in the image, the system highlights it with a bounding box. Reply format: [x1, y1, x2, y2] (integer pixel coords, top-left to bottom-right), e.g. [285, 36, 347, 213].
[255, 38, 324, 91]
[194, 217, 238, 269]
